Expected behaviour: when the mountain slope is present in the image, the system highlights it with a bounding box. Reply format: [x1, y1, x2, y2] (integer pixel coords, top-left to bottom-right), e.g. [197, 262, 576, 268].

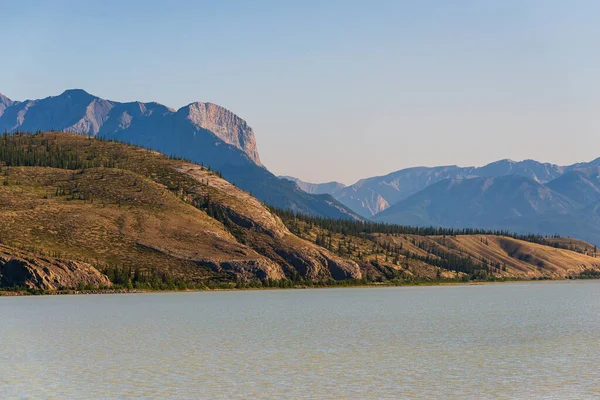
[319, 159, 569, 217]
[276, 210, 600, 280]
[334, 166, 465, 217]
[0, 90, 359, 220]
[546, 167, 600, 206]
[374, 175, 577, 227]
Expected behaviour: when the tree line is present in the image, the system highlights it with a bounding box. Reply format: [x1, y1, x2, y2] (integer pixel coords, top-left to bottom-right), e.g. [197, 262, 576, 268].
[270, 206, 568, 247]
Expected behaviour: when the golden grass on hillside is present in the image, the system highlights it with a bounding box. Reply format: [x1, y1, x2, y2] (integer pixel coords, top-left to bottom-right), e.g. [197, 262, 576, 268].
[0, 166, 269, 280]
[0, 132, 360, 284]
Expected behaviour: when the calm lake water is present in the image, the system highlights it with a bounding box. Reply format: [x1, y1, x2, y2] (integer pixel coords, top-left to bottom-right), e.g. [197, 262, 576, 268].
[1, 281, 599, 399]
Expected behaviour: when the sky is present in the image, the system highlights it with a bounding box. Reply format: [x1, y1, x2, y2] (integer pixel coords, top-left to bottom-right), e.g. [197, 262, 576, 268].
[1, 0, 599, 185]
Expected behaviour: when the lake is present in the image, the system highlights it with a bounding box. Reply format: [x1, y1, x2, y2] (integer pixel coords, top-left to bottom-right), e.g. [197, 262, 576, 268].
[1, 281, 599, 399]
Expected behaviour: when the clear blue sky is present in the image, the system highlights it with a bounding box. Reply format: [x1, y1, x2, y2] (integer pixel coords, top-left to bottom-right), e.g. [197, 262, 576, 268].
[1, 0, 599, 184]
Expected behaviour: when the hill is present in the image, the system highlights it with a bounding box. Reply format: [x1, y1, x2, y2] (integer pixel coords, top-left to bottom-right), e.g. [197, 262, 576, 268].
[0, 89, 359, 220]
[274, 210, 600, 281]
[0, 132, 598, 291]
[0, 132, 360, 290]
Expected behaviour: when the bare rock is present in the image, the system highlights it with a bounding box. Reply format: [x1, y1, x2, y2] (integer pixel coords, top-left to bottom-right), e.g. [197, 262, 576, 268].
[0, 245, 111, 290]
[184, 102, 262, 166]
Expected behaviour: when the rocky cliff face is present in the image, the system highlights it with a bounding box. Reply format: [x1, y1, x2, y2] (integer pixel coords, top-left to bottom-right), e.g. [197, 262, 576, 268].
[0, 245, 111, 290]
[184, 102, 262, 165]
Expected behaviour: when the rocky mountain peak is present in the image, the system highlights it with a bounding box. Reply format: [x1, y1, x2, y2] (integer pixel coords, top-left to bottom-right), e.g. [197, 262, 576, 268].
[0, 89, 359, 220]
[183, 102, 262, 165]
[59, 88, 94, 98]
[0, 92, 12, 105]
[0, 92, 14, 117]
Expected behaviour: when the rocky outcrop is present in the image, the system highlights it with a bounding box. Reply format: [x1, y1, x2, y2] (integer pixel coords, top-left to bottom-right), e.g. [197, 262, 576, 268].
[184, 102, 262, 165]
[197, 259, 285, 281]
[179, 164, 362, 280]
[0, 245, 111, 290]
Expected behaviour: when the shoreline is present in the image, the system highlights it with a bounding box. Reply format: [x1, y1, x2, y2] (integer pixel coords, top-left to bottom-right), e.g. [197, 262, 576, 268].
[2, 277, 591, 297]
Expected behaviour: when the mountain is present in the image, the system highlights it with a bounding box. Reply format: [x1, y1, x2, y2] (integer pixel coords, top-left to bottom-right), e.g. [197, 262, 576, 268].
[303, 159, 569, 218]
[372, 173, 600, 245]
[279, 176, 346, 195]
[287, 157, 600, 245]
[0, 89, 359, 220]
[374, 175, 577, 228]
[546, 167, 600, 206]
[333, 166, 466, 218]
[1, 133, 598, 291]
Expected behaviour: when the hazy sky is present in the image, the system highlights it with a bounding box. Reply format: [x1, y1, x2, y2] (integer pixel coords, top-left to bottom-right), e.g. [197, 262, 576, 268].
[1, 0, 599, 184]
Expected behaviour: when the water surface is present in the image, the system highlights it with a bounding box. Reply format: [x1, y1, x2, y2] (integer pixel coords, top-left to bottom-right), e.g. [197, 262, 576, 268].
[1, 281, 599, 399]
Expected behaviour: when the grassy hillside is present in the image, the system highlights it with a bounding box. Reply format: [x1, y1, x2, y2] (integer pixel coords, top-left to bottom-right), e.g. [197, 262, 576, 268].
[274, 209, 600, 281]
[0, 167, 272, 281]
[1, 132, 598, 291]
[0, 132, 359, 290]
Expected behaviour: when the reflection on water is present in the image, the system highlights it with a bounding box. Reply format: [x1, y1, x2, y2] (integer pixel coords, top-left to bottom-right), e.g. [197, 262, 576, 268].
[1, 281, 599, 399]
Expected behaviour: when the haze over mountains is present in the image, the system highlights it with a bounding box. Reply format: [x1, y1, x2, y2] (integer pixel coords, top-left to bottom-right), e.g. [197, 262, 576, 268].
[0, 89, 360, 221]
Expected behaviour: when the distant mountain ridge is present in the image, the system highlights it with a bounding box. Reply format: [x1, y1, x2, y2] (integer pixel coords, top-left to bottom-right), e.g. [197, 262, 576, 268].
[0, 89, 261, 164]
[286, 158, 599, 218]
[0, 90, 360, 220]
[371, 165, 600, 245]
[286, 159, 600, 245]
[279, 176, 346, 195]
[374, 175, 578, 227]
[337, 159, 572, 218]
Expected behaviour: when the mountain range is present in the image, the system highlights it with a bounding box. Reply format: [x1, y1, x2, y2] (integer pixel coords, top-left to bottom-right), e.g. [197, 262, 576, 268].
[3, 89, 600, 246]
[285, 160, 600, 245]
[0, 89, 360, 221]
